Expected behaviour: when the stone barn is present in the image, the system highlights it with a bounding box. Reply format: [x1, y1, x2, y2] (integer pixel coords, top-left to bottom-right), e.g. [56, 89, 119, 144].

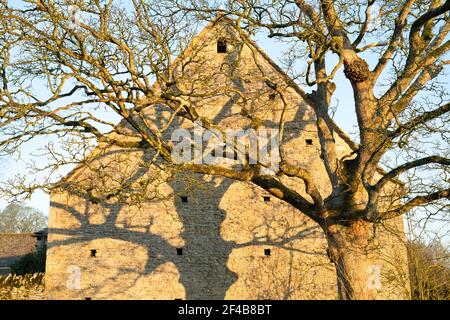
[45, 18, 410, 300]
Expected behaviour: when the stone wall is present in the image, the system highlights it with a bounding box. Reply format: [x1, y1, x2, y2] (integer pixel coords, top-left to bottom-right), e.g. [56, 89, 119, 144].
[45, 19, 410, 300]
[0, 273, 45, 300]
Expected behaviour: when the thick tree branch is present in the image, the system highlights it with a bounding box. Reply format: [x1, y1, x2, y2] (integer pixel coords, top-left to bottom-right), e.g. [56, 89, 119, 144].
[379, 188, 450, 220]
[352, 0, 376, 48]
[388, 102, 450, 140]
[279, 161, 325, 210]
[251, 175, 320, 222]
[373, 156, 450, 193]
[373, 0, 416, 79]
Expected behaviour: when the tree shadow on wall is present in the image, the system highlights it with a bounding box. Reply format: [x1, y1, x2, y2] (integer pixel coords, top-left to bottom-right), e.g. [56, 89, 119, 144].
[169, 177, 237, 299]
[47, 149, 324, 299]
[45, 27, 326, 299]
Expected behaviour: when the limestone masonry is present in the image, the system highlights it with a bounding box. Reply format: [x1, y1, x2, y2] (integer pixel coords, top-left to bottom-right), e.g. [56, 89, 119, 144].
[45, 18, 410, 300]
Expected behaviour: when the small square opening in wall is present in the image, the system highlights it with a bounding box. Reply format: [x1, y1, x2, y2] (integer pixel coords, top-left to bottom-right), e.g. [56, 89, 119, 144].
[181, 196, 188, 203]
[85, 297, 92, 300]
[217, 40, 227, 53]
[90, 249, 97, 257]
[264, 249, 271, 256]
[263, 196, 271, 202]
[305, 139, 313, 146]
[176, 248, 183, 255]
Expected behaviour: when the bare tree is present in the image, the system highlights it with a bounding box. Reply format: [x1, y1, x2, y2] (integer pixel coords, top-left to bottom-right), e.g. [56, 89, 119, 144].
[0, 0, 449, 299]
[0, 203, 47, 233]
[408, 239, 449, 300]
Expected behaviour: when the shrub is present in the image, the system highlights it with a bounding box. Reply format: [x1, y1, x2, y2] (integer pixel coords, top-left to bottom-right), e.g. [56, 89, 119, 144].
[408, 240, 450, 300]
[10, 245, 47, 275]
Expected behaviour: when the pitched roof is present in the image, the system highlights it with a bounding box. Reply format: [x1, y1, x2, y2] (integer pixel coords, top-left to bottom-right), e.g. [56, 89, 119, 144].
[59, 16, 363, 185]
[158, 15, 360, 150]
[215, 17, 358, 151]
[155, 16, 400, 184]
[0, 233, 37, 261]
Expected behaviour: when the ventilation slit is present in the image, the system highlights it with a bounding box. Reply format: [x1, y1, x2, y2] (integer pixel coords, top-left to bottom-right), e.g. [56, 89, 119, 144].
[217, 40, 227, 53]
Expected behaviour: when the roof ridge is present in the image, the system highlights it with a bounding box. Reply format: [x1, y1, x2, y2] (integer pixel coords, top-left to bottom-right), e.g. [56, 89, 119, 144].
[217, 18, 359, 150]
[58, 17, 360, 185]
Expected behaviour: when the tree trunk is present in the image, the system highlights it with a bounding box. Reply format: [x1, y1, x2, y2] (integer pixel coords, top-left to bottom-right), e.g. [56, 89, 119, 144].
[325, 220, 379, 300]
